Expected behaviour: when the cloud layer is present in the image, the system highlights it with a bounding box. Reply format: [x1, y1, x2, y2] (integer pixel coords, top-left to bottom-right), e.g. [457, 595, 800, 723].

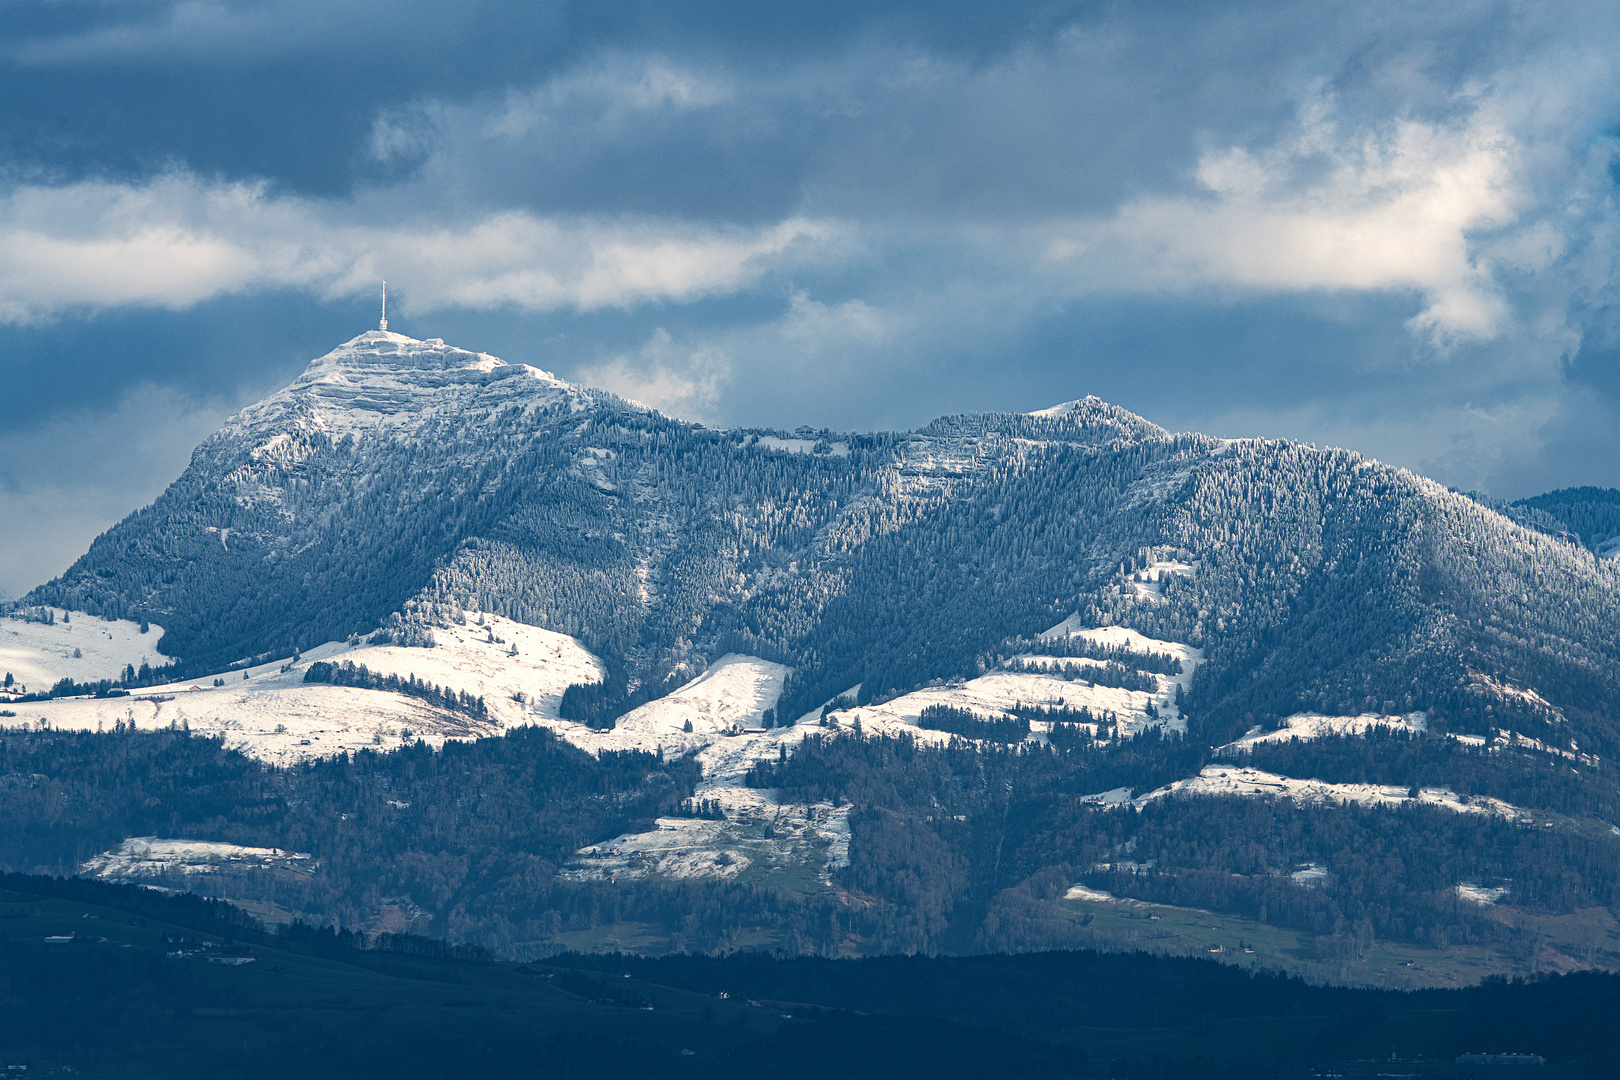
[0, 174, 830, 322]
[1058, 97, 1524, 343]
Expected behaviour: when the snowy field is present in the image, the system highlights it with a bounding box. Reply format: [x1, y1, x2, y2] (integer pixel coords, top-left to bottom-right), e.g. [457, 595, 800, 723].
[1218, 711, 1428, 753]
[742, 434, 851, 457]
[80, 837, 313, 882]
[327, 614, 605, 726]
[1117, 559, 1196, 603]
[1133, 764, 1531, 820]
[1205, 710, 1606, 770]
[7, 676, 494, 766]
[1, 611, 168, 697]
[0, 612, 603, 766]
[832, 622, 1201, 744]
[548, 653, 791, 757]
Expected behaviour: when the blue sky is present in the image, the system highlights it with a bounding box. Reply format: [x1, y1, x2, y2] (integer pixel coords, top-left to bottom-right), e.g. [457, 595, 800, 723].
[2, 1, 1619, 595]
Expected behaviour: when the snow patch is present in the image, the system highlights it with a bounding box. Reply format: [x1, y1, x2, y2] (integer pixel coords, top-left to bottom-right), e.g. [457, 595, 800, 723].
[1134, 765, 1532, 820]
[80, 837, 312, 882]
[1219, 711, 1427, 753]
[1485, 728, 1598, 765]
[743, 434, 850, 457]
[838, 668, 1167, 744]
[1290, 864, 1329, 888]
[562, 797, 848, 886]
[1063, 884, 1118, 902]
[1456, 883, 1508, 906]
[1469, 671, 1567, 722]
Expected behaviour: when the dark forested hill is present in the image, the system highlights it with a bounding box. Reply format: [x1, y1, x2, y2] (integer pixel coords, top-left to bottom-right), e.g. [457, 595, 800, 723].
[4, 874, 1618, 1078]
[1512, 485, 1620, 556]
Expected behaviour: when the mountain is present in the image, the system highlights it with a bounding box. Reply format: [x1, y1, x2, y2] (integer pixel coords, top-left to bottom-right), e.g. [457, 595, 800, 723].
[4, 330, 1620, 980]
[1511, 486, 1620, 559]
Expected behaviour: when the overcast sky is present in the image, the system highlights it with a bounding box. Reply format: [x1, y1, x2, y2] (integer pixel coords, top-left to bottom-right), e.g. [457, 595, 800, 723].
[2, 0, 1619, 596]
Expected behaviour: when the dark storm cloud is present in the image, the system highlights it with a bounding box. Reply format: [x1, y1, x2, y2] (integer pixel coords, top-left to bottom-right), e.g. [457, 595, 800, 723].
[0, 1, 1061, 197]
[1, 0, 1619, 592]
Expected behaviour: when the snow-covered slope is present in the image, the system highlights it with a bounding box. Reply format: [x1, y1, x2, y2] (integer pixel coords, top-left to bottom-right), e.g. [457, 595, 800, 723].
[2, 612, 603, 766]
[221, 330, 585, 444]
[838, 622, 1201, 745]
[1134, 764, 1531, 820]
[1217, 711, 1428, 753]
[80, 837, 313, 882]
[6, 632, 848, 886]
[572, 654, 789, 750]
[1, 610, 167, 696]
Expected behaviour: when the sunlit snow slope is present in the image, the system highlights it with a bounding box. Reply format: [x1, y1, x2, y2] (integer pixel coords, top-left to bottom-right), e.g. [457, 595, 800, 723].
[1, 612, 603, 766]
[0, 610, 167, 696]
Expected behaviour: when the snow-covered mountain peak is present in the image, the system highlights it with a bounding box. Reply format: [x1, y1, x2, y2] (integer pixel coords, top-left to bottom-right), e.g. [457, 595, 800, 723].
[217, 331, 580, 443]
[305, 331, 510, 375]
[1027, 396, 1104, 418]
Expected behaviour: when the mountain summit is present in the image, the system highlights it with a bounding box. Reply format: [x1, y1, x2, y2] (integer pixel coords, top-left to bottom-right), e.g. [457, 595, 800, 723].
[222, 330, 579, 441]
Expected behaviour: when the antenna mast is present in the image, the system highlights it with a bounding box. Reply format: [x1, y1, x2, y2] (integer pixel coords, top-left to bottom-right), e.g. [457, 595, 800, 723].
[379, 281, 388, 331]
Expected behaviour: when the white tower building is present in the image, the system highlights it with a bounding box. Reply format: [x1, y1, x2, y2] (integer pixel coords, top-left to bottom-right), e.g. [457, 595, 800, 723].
[380, 281, 388, 331]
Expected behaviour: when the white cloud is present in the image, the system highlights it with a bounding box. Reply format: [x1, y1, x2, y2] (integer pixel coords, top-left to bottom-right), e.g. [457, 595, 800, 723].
[0, 173, 832, 323]
[486, 58, 734, 140]
[779, 290, 890, 349]
[1046, 93, 1526, 343]
[576, 328, 732, 421]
